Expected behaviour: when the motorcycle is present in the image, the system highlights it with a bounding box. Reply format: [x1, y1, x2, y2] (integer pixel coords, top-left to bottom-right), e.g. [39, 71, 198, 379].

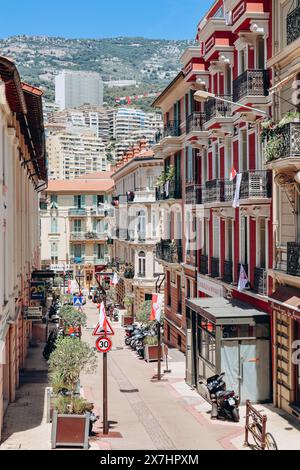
[200, 372, 240, 422]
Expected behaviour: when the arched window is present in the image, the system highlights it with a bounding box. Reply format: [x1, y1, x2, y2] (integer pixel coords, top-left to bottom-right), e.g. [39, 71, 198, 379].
[138, 251, 146, 278]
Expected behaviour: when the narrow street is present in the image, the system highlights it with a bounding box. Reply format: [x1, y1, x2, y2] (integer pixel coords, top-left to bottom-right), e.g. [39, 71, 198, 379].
[81, 300, 244, 450]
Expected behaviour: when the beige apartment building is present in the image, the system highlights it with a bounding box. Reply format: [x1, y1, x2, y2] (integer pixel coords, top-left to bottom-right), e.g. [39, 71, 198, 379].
[267, 0, 300, 418]
[0, 57, 47, 439]
[46, 128, 108, 180]
[40, 173, 114, 288]
[112, 142, 164, 314]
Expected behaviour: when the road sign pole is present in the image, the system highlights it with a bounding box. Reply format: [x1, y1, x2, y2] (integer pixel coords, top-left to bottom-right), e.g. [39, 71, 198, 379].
[157, 321, 161, 381]
[103, 352, 108, 435]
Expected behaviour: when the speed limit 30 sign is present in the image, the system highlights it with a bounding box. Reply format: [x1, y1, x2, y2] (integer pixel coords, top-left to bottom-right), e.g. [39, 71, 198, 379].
[95, 336, 112, 353]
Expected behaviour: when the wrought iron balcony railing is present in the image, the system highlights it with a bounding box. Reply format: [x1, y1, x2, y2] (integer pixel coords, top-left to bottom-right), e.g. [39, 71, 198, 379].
[205, 95, 232, 122]
[156, 239, 183, 264]
[287, 3, 300, 45]
[68, 208, 87, 216]
[223, 260, 233, 284]
[186, 112, 206, 133]
[233, 70, 269, 102]
[211, 257, 220, 278]
[275, 122, 300, 160]
[239, 170, 272, 200]
[202, 179, 233, 204]
[200, 254, 208, 275]
[287, 242, 300, 276]
[186, 185, 202, 205]
[253, 267, 267, 296]
[155, 179, 181, 201]
[164, 120, 181, 138]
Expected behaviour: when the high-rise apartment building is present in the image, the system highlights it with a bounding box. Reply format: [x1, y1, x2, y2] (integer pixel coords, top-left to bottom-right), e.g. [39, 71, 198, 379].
[55, 70, 104, 110]
[47, 129, 108, 180]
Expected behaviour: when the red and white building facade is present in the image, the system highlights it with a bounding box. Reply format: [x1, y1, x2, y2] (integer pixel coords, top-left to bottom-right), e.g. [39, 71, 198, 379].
[154, 0, 275, 404]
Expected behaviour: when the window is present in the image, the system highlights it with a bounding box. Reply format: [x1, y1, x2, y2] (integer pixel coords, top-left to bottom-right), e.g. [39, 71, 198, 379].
[186, 279, 191, 299]
[197, 316, 216, 366]
[177, 335, 182, 349]
[51, 217, 58, 233]
[51, 242, 58, 264]
[257, 36, 265, 69]
[138, 251, 146, 277]
[74, 195, 84, 208]
[239, 49, 246, 74]
[225, 138, 232, 179]
[96, 244, 105, 260]
[240, 217, 248, 265]
[74, 244, 83, 258]
[97, 195, 104, 205]
[202, 149, 208, 185]
[213, 216, 220, 258]
[240, 129, 248, 172]
[177, 275, 182, 314]
[226, 220, 233, 261]
[225, 64, 232, 96]
[151, 210, 157, 238]
[73, 219, 82, 233]
[51, 195, 58, 204]
[258, 218, 266, 269]
[138, 210, 146, 241]
[213, 143, 219, 179]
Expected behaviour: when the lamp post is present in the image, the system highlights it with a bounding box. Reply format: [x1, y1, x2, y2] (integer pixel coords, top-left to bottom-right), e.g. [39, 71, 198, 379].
[154, 273, 165, 381]
[193, 90, 269, 116]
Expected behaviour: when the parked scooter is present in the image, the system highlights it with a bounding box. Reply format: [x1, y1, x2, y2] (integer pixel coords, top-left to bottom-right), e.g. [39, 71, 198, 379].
[200, 372, 240, 422]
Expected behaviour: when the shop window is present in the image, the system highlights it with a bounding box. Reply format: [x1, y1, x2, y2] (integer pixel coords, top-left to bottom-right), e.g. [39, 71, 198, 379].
[197, 316, 216, 367]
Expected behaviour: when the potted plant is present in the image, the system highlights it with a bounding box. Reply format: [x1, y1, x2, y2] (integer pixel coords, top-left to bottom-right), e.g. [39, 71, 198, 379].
[136, 300, 164, 362]
[48, 336, 97, 449]
[262, 111, 300, 162]
[123, 295, 134, 326]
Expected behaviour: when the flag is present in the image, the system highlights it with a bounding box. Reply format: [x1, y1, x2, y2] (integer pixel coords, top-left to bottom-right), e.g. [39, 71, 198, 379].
[230, 166, 237, 181]
[238, 264, 250, 291]
[150, 293, 164, 322]
[232, 173, 243, 209]
[112, 272, 119, 285]
[99, 301, 109, 333]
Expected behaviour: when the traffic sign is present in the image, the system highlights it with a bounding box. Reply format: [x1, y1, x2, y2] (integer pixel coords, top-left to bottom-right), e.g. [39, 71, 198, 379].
[95, 336, 112, 353]
[92, 318, 115, 336]
[73, 296, 83, 307]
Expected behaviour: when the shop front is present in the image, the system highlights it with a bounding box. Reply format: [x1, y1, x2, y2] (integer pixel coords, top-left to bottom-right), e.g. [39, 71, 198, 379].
[186, 297, 271, 404]
[269, 287, 300, 419]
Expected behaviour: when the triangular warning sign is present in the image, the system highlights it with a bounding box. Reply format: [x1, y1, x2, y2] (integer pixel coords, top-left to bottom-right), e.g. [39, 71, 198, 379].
[92, 318, 115, 337]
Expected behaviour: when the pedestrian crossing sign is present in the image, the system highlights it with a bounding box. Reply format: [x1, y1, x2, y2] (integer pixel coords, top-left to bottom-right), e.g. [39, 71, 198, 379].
[93, 318, 115, 336]
[73, 296, 83, 307]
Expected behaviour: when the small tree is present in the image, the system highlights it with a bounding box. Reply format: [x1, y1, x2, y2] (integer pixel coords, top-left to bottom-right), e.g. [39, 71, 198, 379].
[136, 300, 152, 325]
[48, 337, 96, 393]
[59, 305, 87, 330]
[53, 276, 64, 287]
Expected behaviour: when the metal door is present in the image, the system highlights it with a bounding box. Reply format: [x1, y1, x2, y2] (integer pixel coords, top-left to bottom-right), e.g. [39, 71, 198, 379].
[221, 341, 240, 396]
[240, 339, 270, 403]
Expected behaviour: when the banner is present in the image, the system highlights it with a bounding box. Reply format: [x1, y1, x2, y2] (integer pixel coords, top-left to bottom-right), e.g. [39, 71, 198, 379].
[232, 173, 243, 209]
[30, 281, 45, 301]
[150, 293, 164, 322]
[238, 264, 250, 291]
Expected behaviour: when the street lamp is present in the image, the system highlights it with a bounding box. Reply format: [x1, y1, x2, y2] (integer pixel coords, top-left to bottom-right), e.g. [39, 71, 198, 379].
[194, 90, 269, 116]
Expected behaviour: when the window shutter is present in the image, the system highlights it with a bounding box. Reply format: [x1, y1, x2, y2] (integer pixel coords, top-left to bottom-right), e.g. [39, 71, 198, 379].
[81, 195, 86, 207]
[93, 195, 97, 206]
[93, 243, 97, 256]
[81, 244, 86, 255]
[70, 244, 74, 256]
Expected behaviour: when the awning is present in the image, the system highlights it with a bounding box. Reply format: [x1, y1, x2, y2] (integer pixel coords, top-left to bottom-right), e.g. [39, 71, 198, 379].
[186, 297, 268, 325]
[269, 286, 300, 315]
[269, 72, 298, 94]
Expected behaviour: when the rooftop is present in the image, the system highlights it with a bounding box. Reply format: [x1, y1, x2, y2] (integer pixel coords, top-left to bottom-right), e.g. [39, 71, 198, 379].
[46, 175, 114, 194]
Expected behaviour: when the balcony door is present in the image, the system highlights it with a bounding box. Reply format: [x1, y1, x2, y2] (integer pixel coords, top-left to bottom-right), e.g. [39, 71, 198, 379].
[74, 219, 82, 233]
[257, 35, 266, 70]
[239, 129, 248, 172]
[239, 48, 247, 74]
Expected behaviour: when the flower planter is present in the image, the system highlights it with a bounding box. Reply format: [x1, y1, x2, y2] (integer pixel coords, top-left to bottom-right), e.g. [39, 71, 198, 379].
[144, 344, 163, 363]
[51, 410, 90, 449]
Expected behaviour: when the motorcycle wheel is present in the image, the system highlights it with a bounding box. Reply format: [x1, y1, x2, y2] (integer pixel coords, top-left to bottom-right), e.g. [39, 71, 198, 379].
[231, 408, 240, 422]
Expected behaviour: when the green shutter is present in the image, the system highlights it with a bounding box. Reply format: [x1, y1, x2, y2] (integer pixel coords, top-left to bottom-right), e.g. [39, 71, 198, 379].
[81, 195, 86, 207]
[93, 195, 97, 207]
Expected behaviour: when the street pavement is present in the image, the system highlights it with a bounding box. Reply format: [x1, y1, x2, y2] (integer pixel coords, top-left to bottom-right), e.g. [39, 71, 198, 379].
[1, 299, 300, 450]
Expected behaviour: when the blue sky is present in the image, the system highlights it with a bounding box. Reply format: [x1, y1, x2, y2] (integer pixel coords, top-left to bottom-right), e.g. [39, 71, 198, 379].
[0, 0, 211, 40]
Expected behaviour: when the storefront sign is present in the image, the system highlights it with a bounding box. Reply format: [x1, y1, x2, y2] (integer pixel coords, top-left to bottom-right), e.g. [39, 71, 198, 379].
[24, 307, 43, 321]
[30, 281, 46, 301]
[50, 264, 70, 271]
[197, 274, 225, 298]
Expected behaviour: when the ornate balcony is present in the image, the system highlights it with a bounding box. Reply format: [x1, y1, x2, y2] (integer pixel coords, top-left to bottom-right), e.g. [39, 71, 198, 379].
[239, 170, 272, 200]
[164, 120, 181, 138]
[233, 70, 269, 103]
[156, 239, 183, 264]
[205, 95, 232, 122]
[202, 179, 233, 204]
[91, 205, 114, 217]
[186, 185, 202, 205]
[253, 267, 267, 296]
[68, 208, 87, 217]
[211, 257, 220, 278]
[200, 255, 208, 275]
[273, 122, 300, 161]
[70, 231, 108, 241]
[287, 242, 300, 276]
[287, 3, 300, 45]
[155, 180, 181, 201]
[186, 112, 206, 134]
[223, 260, 233, 284]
